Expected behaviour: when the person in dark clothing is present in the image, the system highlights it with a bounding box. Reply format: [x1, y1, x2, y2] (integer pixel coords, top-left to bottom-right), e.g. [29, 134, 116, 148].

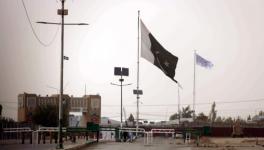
[123, 131, 128, 142]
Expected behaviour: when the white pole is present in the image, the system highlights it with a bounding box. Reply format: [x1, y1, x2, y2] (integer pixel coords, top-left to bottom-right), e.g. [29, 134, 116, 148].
[85, 84, 86, 96]
[193, 50, 196, 120]
[136, 10, 140, 137]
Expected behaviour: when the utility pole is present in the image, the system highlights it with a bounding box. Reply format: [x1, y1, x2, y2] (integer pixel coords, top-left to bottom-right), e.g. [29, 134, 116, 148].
[37, 0, 88, 149]
[58, 1, 65, 148]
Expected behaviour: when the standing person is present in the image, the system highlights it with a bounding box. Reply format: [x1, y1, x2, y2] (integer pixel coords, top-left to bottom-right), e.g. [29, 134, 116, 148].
[128, 132, 133, 142]
[123, 131, 128, 142]
[111, 132, 114, 139]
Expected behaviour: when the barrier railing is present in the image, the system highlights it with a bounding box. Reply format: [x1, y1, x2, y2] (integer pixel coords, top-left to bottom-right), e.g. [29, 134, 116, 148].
[119, 127, 145, 133]
[144, 128, 175, 145]
[32, 127, 67, 144]
[116, 128, 145, 142]
[1, 127, 33, 144]
[3, 127, 32, 133]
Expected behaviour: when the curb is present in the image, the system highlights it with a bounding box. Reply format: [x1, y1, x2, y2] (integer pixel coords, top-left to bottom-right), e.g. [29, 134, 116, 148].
[50, 141, 97, 150]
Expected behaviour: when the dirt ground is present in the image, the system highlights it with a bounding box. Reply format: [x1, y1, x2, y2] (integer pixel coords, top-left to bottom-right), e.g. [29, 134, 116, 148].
[82, 137, 264, 150]
[199, 137, 264, 147]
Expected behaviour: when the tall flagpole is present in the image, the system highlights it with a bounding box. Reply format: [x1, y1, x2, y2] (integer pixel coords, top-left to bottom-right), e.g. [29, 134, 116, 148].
[193, 50, 196, 120]
[136, 10, 140, 137]
[85, 84, 86, 95]
[177, 84, 181, 125]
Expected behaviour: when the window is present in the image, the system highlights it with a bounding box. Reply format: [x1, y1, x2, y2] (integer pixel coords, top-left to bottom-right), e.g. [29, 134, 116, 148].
[27, 97, 36, 108]
[91, 98, 100, 109]
[18, 96, 24, 108]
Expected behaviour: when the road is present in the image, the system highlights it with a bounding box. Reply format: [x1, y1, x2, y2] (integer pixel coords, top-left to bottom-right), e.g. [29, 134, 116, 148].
[80, 137, 264, 150]
[1, 137, 264, 150]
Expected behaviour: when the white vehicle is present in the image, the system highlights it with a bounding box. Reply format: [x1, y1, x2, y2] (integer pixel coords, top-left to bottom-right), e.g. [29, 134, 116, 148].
[143, 120, 149, 125]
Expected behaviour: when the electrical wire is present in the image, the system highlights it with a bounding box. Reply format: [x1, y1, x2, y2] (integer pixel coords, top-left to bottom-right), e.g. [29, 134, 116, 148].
[21, 0, 59, 47]
[2, 97, 264, 107]
[102, 98, 264, 107]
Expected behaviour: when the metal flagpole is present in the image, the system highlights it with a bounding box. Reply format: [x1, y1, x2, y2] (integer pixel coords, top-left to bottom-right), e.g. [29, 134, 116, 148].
[178, 83, 181, 125]
[85, 84, 86, 95]
[136, 10, 140, 137]
[193, 50, 196, 120]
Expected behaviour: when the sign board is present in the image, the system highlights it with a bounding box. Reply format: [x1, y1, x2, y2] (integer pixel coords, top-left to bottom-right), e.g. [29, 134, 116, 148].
[122, 68, 129, 76]
[57, 9, 68, 15]
[114, 67, 122, 76]
[133, 89, 143, 95]
[88, 95, 101, 125]
[114, 67, 129, 76]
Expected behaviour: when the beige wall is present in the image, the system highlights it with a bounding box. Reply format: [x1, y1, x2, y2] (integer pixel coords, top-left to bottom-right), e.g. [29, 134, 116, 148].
[17, 93, 101, 125]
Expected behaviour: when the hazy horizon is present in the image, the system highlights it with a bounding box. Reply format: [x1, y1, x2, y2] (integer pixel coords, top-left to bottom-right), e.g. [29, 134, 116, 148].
[1, 0, 264, 121]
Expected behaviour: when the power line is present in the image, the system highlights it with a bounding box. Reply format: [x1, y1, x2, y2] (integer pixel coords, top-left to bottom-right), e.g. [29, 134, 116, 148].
[21, 0, 59, 47]
[2, 97, 264, 106]
[102, 98, 264, 107]
[187, 98, 264, 105]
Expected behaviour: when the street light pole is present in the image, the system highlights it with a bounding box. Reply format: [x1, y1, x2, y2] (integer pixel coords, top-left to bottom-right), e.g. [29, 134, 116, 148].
[110, 81, 131, 141]
[113, 67, 130, 130]
[110, 81, 132, 129]
[37, 0, 88, 148]
[58, 0, 65, 149]
[119, 75, 123, 129]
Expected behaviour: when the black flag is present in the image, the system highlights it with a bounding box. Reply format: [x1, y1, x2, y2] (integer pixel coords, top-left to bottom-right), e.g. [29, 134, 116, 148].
[141, 20, 178, 83]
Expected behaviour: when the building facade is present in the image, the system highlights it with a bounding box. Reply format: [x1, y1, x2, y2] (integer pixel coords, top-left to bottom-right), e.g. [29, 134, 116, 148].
[17, 93, 101, 126]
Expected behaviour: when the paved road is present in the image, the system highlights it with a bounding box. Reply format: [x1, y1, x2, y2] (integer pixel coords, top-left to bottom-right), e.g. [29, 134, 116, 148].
[82, 142, 192, 150]
[1, 137, 264, 150]
[82, 142, 264, 150]
[0, 143, 57, 150]
[80, 137, 192, 150]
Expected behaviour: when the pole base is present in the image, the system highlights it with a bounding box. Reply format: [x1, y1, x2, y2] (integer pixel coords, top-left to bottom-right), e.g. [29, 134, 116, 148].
[56, 143, 64, 149]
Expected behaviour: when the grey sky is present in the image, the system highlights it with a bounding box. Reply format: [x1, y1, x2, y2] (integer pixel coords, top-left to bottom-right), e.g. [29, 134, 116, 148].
[0, 0, 264, 121]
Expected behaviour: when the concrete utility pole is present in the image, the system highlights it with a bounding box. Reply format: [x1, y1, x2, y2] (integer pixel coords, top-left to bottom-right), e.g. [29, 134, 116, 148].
[37, 0, 88, 149]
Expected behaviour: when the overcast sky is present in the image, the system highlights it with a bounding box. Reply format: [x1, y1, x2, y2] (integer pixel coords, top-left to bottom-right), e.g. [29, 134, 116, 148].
[1, 0, 264, 121]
